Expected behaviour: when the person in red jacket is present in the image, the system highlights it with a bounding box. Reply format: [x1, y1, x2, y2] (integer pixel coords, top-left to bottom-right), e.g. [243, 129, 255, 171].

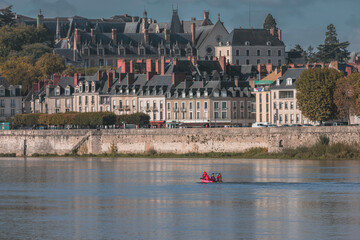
[218, 173, 223, 182]
[202, 171, 210, 181]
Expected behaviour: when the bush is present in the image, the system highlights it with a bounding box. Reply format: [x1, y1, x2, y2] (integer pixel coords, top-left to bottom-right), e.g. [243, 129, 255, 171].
[318, 135, 330, 146]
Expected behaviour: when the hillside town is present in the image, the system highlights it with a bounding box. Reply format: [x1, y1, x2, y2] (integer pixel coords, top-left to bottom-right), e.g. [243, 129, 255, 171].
[1, 7, 360, 128]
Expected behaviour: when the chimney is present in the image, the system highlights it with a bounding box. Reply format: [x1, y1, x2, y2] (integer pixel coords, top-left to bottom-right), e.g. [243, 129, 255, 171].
[219, 56, 226, 72]
[45, 85, 50, 96]
[117, 59, 127, 73]
[155, 59, 161, 74]
[270, 28, 275, 36]
[146, 71, 156, 81]
[191, 23, 196, 46]
[146, 59, 153, 72]
[112, 29, 117, 44]
[127, 73, 135, 85]
[278, 29, 282, 41]
[98, 70, 102, 81]
[266, 63, 273, 74]
[91, 28, 96, 43]
[173, 57, 178, 66]
[234, 76, 239, 87]
[172, 72, 186, 86]
[107, 71, 113, 89]
[164, 29, 170, 44]
[74, 28, 80, 46]
[74, 73, 79, 86]
[130, 60, 134, 73]
[143, 28, 149, 44]
[204, 11, 209, 20]
[191, 56, 197, 66]
[160, 56, 166, 75]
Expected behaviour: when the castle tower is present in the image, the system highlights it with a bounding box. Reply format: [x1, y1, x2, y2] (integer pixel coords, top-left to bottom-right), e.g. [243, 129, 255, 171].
[37, 9, 44, 28]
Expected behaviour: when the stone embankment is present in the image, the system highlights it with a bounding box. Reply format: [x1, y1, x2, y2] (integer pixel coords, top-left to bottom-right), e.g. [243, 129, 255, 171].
[0, 126, 359, 156]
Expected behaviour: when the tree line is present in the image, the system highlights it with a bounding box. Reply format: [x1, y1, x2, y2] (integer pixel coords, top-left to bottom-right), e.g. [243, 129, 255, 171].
[296, 68, 360, 123]
[12, 112, 150, 129]
[264, 14, 350, 63]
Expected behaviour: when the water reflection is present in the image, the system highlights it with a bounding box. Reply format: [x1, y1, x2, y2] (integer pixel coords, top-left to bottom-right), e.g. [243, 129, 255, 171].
[0, 158, 360, 239]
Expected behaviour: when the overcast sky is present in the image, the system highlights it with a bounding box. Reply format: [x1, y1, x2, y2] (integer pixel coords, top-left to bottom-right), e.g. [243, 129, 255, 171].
[2, 0, 360, 52]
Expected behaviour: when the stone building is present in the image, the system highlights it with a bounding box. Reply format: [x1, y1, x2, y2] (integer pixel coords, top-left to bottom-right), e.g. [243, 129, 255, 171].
[0, 77, 23, 121]
[215, 28, 286, 66]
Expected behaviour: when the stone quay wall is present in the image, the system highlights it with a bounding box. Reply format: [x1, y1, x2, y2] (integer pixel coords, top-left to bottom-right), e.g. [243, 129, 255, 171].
[0, 126, 360, 156]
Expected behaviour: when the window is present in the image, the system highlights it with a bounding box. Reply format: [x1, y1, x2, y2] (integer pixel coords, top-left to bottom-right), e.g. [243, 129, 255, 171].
[92, 85, 95, 92]
[190, 112, 193, 120]
[196, 102, 200, 110]
[246, 59, 250, 65]
[290, 102, 294, 110]
[10, 99, 15, 108]
[160, 112, 163, 120]
[92, 96, 95, 105]
[55, 99, 60, 108]
[214, 112, 219, 119]
[236, 50, 239, 56]
[266, 104, 269, 113]
[219, 50, 222, 56]
[221, 101, 227, 109]
[0, 109, 4, 117]
[246, 50, 250, 56]
[168, 112, 171, 120]
[234, 101, 238, 109]
[120, 48, 125, 55]
[234, 112, 237, 119]
[197, 112, 200, 119]
[273, 102, 277, 109]
[278, 50, 282, 56]
[55, 88, 60, 96]
[0, 99, 4, 107]
[0, 89, 4, 96]
[291, 114, 294, 123]
[260, 104, 262, 113]
[140, 48, 145, 55]
[189, 102, 193, 110]
[259, 94, 262, 103]
[85, 85, 89, 92]
[278, 60, 282, 66]
[268, 59, 271, 64]
[279, 102, 283, 109]
[65, 99, 70, 108]
[79, 107, 82, 112]
[257, 50, 260, 56]
[65, 88, 70, 95]
[279, 114, 282, 123]
[222, 112, 227, 119]
[214, 102, 219, 110]
[285, 114, 288, 123]
[133, 100, 136, 109]
[266, 94, 269, 103]
[11, 109, 15, 116]
[236, 60, 239, 65]
[257, 59, 260, 64]
[85, 96, 88, 105]
[273, 92, 277, 99]
[227, 50, 229, 56]
[167, 102, 171, 110]
[296, 114, 300, 123]
[268, 50, 271, 56]
[174, 102, 178, 110]
[279, 91, 294, 99]
[285, 102, 288, 109]
[91, 106, 95, 112]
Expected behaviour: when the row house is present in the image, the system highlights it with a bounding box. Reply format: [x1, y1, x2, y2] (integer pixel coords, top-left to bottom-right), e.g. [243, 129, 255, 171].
[29, 57, 257, 127]
[0, 77, 23, 121]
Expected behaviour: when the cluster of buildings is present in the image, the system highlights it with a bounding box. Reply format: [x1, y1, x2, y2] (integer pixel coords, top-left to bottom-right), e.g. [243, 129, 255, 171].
[1, 9, 358, 127]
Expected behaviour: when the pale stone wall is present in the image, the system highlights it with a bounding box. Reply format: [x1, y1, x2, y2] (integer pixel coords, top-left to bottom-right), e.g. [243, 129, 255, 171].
[1, 126, 360, 156]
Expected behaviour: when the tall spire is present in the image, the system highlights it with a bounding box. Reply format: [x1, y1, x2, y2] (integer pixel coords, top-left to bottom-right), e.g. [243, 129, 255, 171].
[56, 17, 60, 40]
[170, 8, 183, 33]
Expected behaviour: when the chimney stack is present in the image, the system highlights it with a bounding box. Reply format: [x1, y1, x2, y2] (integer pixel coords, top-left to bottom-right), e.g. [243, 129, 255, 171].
[127, 73, 135, 85]
[278, 29, 282, 41]
[98, 70, 102, 81]
[147, 72, 156, 81]
[107, 71, 113, 89]
[117, 59, 127, 73]
[191, 23, 196, 46]
[74, 73, 79, 86]
[234, 76, 239, 87]
[146, 59, 153, 72]
[191, 56, 197, 66]
[204, 11, 209, 20]
[160, 56, 166, 75]
[91, 28, 96, 43]
[266, 63, 273, 74]
[144, 28, 149, 44]
[173, 58, 178, 66]
[219, 56, 226, 72]
[75, 28, 80, 44]
[164, 29, 170, 44]
[270, 28, 275, 36]
[112, 29, 117, 44]
[129, 60, 134, 73]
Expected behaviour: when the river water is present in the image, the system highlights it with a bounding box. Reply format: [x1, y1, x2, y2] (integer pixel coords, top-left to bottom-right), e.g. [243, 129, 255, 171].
[1, 158, 360, 240]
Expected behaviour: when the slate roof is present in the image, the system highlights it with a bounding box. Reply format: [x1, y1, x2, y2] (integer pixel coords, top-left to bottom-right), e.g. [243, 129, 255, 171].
[224, 28, 285, 46]
[271, 68, 306, 90]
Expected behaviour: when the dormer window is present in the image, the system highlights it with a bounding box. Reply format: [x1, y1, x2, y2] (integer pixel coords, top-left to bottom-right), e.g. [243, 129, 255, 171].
[79, 84, 83, 92]
[266, 41, 272, 46]
[286, 78, 293, 86]
[126, 89, 129, 94]
[0, 87, 4, 96]
[167, 92, 171, 98]
[214, 90, 219, 97]
[196, 91, 201, 98]
[55, 87, 60, 96]
[276, 79, 280, 86]
[221, 90, 227, 97]
[245, 41, 250, 46]
[85, 84, 89, 92]
[189, 92, 193, 98]
[132, 89, 136, 94]
[204, 91, 208, 97]
[10, 88, 15, 97]
[92, 83, 95, 92]
[139, 47, 145, 55]
[182, 91, 186, 98]
[65, 87, 70, 96]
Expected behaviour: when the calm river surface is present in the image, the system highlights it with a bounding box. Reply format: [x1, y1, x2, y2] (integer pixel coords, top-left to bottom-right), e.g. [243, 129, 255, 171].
[1, 158, 360, 240]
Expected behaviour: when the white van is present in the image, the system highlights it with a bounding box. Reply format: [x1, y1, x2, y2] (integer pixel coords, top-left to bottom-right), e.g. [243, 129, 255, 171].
[252, 122, 269, 128]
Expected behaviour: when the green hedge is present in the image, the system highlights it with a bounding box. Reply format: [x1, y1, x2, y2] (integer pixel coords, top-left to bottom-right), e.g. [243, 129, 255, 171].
[13, 112, 150, 128]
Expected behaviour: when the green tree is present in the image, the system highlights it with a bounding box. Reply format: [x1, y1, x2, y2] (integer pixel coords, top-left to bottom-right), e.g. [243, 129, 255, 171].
[0, 56, 38, 93]
[296, 68, 343, 123]
[263, 14, 277, 31]
[15, 43, 52, 63]
[307, 45, 317, 63]
[290, 44, 304, 52]
[334, 74, 359, 121]
[35, 53, 66, 79]
[316, 24, 350, 63]
[0, 5, 15, 27]
[0, 25, 48, 57]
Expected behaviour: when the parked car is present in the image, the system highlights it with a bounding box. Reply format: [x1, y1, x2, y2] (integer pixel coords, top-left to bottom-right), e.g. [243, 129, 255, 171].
[267, 124, 278, 127]
[252, 122, 269, 127]
[281, 124, 290, 127]
[291, 124, 302, 127]
[302, 124, 313, 127]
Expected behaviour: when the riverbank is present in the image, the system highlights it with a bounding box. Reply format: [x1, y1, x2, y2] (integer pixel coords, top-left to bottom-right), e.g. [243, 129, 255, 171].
[2, 140, 359, 160]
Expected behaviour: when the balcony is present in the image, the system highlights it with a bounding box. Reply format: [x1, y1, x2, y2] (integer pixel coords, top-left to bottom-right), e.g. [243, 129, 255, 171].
[117, 106, 124, 110]
[181, 108, 186, 112]
[173, 107, 179, 112]
[125, 105, 131, 111]
[146, 107, 151, 112]
[153, 107, 158, 112]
